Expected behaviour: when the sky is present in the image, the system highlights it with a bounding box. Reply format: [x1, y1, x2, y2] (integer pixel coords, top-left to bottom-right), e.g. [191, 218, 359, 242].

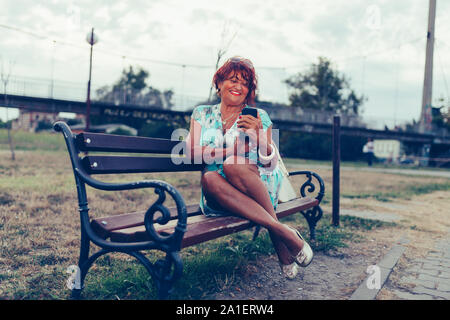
[1, 0, 449, 129]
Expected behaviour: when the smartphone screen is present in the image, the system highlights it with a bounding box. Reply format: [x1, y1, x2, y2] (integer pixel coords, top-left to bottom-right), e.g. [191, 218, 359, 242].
[241, 107, 258, 118]
[239, 108, 258, 142]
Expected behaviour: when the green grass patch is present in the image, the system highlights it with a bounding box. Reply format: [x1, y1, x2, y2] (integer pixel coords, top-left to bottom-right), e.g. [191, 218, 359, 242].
[402, 183, 450, 197]
[311, 214, 396, 253]
[343, 181, 450, 201]
[78, 233, 276, 300]
[342, 193, 392, 202]
[0, 129, 66, 151]
[284, 157, 450, 172]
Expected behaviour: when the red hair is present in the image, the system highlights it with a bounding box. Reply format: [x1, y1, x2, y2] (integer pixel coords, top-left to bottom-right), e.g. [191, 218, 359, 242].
[213, 56, 257, 106]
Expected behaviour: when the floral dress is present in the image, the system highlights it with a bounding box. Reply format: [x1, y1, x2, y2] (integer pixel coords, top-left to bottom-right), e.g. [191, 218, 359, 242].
[191, 104, 284, 216]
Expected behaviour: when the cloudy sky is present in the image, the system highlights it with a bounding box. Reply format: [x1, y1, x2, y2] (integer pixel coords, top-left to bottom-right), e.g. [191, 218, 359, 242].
[1, 0, 449, 128]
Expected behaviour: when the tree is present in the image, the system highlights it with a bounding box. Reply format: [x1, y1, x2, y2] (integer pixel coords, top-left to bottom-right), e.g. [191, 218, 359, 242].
[284, 57, 365, 115]
[431, 97, 450, 131]
[92, 66, 175, 136]
[95, 65, 174, 109]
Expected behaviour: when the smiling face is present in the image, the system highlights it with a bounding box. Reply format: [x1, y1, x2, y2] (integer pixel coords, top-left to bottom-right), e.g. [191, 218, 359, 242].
[218, 72, 249, 107]
[213, 56, 257, 106]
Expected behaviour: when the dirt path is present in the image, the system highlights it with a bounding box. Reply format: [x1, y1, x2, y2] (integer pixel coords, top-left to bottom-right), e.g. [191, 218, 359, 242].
[205, 191, 450, 300]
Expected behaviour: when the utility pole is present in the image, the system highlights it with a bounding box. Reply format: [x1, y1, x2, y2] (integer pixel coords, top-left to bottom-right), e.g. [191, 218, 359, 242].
[419, 0, 436, 133]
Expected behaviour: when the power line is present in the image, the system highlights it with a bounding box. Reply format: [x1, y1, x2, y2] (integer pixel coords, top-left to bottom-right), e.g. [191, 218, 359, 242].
[1, 22, 426, 73]
[0, 16, 436, 117]
[0, 23, 46, 39]
[0, 22, 281, 70]
[282, 37, 424, 73]
[335, 37, 423, 63]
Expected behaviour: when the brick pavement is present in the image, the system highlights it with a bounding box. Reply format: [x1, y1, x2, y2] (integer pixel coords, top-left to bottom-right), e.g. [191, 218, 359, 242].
[391, 231, 450, 300]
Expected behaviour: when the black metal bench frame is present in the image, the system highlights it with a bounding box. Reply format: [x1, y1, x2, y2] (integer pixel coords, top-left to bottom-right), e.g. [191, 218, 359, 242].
[54, 121, 325, 299]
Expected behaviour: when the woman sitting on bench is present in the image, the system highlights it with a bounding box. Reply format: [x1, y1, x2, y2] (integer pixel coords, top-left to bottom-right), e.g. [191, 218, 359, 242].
[185, 56, 313, 279]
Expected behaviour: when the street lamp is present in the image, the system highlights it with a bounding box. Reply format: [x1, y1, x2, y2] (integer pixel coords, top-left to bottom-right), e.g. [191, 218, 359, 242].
[85, 28, 99, 131]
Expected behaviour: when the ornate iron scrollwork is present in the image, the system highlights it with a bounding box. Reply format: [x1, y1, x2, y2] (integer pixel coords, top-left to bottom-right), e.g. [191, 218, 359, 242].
[294, 171, 325, 204]
[289, 171, 325, 240]
[144, 187, 173, 244]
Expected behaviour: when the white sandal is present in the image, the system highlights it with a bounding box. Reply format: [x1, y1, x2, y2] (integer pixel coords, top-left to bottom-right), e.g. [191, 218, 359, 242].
[290, 227, 314, 267]
[279, 261, 299, 280]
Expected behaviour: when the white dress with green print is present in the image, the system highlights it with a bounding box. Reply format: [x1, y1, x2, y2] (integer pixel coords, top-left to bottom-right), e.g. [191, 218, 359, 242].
[191, 104, 284, 216]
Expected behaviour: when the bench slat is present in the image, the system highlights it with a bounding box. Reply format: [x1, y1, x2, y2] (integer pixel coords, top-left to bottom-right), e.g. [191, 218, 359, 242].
[274, 197, 319, 219]
[76, 132, 183, 154]
[82, 156, 204, 174]
[105, 197, 319, 247]
[91, 204, 202, 239]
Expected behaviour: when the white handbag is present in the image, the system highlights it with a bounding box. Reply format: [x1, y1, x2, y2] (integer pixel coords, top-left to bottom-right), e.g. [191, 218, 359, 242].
[273, 144, 297, 203]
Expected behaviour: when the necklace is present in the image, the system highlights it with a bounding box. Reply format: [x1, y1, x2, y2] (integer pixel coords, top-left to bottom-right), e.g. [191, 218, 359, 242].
[221, 111, 240, 125]
[220, 105, 244, 125]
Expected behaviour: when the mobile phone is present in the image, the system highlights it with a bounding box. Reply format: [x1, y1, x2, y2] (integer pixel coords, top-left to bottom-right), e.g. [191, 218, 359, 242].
[241, 107, 258, 118]
[239, 107, 258, 142]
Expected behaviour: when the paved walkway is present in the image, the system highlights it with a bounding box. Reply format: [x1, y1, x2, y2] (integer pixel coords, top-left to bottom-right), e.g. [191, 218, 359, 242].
[391, 231, 450, 300]
[335, 209, 450, 300]
[349, 228, 450, 300]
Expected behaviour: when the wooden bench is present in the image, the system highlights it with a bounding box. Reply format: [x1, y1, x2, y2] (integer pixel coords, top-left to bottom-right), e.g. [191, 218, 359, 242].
[54, 121, 325, 299]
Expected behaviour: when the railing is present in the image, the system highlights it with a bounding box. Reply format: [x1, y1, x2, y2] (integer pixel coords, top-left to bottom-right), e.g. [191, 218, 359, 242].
[3, 75, 207, 111]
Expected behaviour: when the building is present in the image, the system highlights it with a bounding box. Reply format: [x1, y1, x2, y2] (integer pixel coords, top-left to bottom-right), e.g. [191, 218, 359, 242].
[11, 109, 59, 132]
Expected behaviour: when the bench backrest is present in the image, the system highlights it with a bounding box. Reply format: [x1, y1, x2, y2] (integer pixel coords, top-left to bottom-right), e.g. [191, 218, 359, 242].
[76, 132, 204, 174]
[56, 123, 204, 175]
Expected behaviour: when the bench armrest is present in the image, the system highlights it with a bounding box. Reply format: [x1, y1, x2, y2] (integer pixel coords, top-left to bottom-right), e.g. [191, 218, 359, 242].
[288, 170, 325, 204]
[81, 172, 188, 251]
[54, 121, 187, 251]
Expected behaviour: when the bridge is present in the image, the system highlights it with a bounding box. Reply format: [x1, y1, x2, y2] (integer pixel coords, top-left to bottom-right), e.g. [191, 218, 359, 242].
[2, 92, 448, 146]
[1, 75, 449, 145]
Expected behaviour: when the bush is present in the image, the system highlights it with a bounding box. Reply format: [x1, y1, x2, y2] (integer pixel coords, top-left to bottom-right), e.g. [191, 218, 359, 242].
[66, 118, 83, 126]
[35, 120, 53, 132]
[109, 127, 135, 136]
[138, 121, 179, 139]
[279, 131, 366, 161]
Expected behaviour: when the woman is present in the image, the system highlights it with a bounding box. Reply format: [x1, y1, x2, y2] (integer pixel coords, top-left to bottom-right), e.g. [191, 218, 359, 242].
[186, 56, 313, 279]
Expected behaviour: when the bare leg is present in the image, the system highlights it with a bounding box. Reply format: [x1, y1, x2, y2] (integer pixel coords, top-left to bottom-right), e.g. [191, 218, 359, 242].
[222, 156, 299, 264]
[201, 164, 303, 262]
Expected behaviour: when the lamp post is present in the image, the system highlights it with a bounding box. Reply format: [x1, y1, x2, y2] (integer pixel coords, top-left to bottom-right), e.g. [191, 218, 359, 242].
[85, 28, 98, 131]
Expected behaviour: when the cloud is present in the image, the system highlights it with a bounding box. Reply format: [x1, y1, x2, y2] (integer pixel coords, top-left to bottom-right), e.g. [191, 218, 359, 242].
[1, 0, 450, 124]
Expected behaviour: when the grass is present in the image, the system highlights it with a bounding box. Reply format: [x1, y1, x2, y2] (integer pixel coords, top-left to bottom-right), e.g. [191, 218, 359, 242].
[0, 129, 66, 151]
[285, 156, 450, 172]
[0, 129, 449, 300]
[342, 181, 450, 202]
[88, 214, 396, 299]
[1, 214, 395, 300]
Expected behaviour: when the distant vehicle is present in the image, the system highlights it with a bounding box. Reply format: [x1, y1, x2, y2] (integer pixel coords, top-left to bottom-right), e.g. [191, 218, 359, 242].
[399, 157, 414, 165]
